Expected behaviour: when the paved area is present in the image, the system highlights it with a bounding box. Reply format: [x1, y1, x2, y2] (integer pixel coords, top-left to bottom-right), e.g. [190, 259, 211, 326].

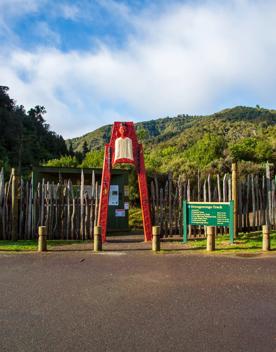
[1, 235, 276, 352]
[52, 234, 187, 252]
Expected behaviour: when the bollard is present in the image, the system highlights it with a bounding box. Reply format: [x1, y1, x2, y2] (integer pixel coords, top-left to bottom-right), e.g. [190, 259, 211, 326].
[94, 226, 102, 252]
[262, 225, 270, 251]
[38, 226, 47, 252]
[206, 226, 215, 251]
[152, 226, 160, 252]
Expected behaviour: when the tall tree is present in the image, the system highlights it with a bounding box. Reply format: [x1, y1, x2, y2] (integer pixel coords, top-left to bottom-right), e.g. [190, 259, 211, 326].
[82, 141, 89, 158]
[0, 87, 68, 173]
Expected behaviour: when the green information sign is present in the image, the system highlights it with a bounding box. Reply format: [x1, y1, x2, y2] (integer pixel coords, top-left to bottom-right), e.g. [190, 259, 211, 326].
[183, 201, 234, 243]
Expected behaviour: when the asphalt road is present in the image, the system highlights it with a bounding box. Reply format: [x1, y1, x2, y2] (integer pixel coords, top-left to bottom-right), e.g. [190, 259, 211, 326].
[0, 249, 276, 352]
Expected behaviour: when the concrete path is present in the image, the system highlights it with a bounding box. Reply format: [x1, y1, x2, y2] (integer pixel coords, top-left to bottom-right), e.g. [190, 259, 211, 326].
[52, 234, 186, 252]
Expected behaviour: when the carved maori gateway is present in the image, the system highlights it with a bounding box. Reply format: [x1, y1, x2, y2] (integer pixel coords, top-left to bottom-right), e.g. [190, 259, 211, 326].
[98, 122, 152, 242]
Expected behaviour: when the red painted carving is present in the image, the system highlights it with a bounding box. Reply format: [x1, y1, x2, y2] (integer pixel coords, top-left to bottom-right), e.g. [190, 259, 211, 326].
[98, 122, 152, 242]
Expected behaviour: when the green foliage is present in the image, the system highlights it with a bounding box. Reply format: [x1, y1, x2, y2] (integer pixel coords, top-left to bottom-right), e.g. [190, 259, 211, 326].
[128, 167, 140, 204]
[82, 141, 89, 158]
[68, 106, 276, 177]
[255, 139, 273, 161]
[68, 141, 74, 156]
[4, 85, 275, 181]
[129, 207, 143, 229]
[184, 134, 225, 167]
[81, 150, 104, 168]
[136, 127, 150, 141]
[45, 155, 78, 167]
[229, 138, 256, 161]
[0, 86, 68, 173]
[229, 137, 273, 162]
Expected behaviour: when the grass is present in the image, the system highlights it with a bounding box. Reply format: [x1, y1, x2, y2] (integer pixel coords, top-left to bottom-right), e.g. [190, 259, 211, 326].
[165, 231, 276, 254]
[0, 240, 89, 252]
[129, 207, 143, 230]
[0, 231, 275, 254]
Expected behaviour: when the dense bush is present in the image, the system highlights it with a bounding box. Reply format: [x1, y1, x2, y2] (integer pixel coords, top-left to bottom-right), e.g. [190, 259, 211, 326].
[0, 86, 67, 173]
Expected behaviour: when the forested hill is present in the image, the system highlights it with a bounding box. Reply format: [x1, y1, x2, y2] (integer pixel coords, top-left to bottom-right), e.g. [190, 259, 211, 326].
[68, 106, 276, 175]
[0, 86, 67, 173]
[2, 83, 275, 176]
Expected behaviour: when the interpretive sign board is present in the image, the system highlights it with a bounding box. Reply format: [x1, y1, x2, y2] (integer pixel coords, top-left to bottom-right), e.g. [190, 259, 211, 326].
[183, 201, 234, 243]
[109, 185, 119, 206]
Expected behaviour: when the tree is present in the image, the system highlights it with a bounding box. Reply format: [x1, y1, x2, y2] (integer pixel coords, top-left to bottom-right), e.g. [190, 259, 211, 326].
[184, 134, 225, 167]
[229, 138, 256, 162]
[68, 142, 74, 157]
[82, 141, 89, 159]
[45, 155, 78, 168]
[81, 150, 104, 168]
[136, 127, 150, 141]
[0, 87, 68, 173]
[0, 86, 15, 110]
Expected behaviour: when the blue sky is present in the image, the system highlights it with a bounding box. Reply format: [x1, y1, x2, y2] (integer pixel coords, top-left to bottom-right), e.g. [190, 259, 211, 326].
[1, 0, 276, 138]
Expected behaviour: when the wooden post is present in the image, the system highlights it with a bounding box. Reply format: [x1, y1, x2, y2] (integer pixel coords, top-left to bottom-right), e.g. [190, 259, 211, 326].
[38, 226, 47, 252]
[94, 225, 102, 252]
[11, 168, 19, 242]
[168, 173, 172, 237]
[80, 169, 85, 240]
[262, 225, 270, 251]
[232, 162, 238, 239]
[206, 226, 215, 251]
[266, 162, 272, 227]
[152, 226, 160, 252]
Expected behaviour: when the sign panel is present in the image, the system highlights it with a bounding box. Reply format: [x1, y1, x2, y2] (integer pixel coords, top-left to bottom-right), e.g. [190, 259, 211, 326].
[115, 209, 125, 217]
[183, 201, 234, 243]
[109, 185, 119, 206]
[188, 203, 230, 226]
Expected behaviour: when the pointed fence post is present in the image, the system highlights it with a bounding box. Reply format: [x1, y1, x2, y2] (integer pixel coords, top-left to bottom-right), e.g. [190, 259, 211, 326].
[11, 168, 19, 241]
[232, 163, 238, 239]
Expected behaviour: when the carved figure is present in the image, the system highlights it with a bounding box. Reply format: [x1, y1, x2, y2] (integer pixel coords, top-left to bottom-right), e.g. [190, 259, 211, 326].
[114, 123, 134, 161]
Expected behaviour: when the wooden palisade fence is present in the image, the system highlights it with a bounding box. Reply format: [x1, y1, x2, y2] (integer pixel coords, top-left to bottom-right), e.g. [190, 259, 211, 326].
[0, 163, 275, 241]
[150, 163, 276, 238]
[0, 169, 99, 240]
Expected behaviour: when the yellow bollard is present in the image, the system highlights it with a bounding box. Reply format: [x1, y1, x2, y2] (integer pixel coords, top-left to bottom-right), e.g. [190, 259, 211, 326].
[38, 226, 47, 252]
[152, 226, 160, 252]
[262, 225, 270, 251]
[94, 226, 102, 252]
[206, 226, 215, 251]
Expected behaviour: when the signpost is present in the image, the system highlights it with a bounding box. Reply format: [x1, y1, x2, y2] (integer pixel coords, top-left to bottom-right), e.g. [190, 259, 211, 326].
[183, 201, 234, 243]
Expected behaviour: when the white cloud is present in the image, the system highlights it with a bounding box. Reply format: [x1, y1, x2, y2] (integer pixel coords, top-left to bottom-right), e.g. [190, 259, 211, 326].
[58, 4, 81, 21]
[1, 0, 276, 138]
[0, 0, 41, 17]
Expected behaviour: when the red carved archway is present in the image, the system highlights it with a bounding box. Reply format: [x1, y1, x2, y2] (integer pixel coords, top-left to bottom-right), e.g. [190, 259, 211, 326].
[98, 122, 152, 242]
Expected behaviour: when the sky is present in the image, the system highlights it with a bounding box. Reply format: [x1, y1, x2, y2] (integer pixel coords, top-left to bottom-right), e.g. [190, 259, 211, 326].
[1, 0, 276, 138]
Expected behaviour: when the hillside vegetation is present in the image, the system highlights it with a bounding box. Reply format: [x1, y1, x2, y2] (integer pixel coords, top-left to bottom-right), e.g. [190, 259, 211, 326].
[67, 106, 276, 176]
[0, 86, 67, 173]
